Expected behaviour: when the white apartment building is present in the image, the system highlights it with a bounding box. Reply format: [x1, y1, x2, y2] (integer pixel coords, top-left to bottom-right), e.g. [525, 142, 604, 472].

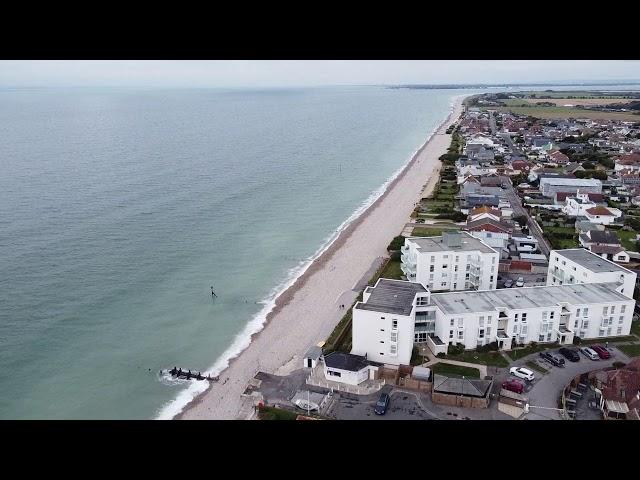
[563, 194, 597, 217]
[400, 231, 499, 292]
[351, 277, 635, 365]
[547, 248, 636, 299]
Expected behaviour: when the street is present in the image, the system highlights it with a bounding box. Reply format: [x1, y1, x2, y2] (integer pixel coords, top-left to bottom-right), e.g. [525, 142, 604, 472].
[504, 178, 551, 257]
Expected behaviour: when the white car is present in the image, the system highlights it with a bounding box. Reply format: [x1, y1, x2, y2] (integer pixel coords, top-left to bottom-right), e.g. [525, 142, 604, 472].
[515, 277, 524, 287]
[580, 347, 600, 361]
[510, 366, 535, 382]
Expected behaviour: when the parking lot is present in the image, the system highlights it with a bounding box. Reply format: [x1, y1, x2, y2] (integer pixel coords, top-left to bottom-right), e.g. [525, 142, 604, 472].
[498, 272, 547, 288]
[501, 345, 631, 420]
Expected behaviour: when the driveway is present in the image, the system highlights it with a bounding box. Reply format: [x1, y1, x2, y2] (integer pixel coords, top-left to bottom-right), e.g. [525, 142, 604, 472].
[504, 346, 630, 420]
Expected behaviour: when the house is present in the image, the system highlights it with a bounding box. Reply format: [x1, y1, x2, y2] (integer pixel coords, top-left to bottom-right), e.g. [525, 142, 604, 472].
[462, 194, 500, 209]
[401, 231, 499, 291]
[531, 137, 555, 151]
[579, 229, 621, 249]
[539, 177, 602, 198]
[432, 375, 493, 409]
[547, 248, 636, 299]
[565, 162, 585, 175]
[563, 194, 597, 217]
[468, 206, 502, 223]
[589, 245, 630, 263]
[548, 150, 570, 164]
[303, 345, 323, 369]
[322, 352, 375, 386]
[596, 358, 640, 420]
[480, 175, 504, 187]
[464, 217, 514, 235]
[614, 153, 640, 173]
[584, 206, 622, 225]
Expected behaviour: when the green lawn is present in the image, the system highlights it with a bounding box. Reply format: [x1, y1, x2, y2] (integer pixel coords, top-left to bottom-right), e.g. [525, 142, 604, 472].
[411, 227, 448, 237]
[507, 343, 558, 361]
[432, 363, 481, 378]
[579, 335, 637, 345]
[616, 229, 638, 251]
[377, 258, 403, 280]
[543, 226, 578, 249]
[525, 361, 548, 374]
[618, 344, 640, 358]
[443, 350, 509, 367]
[258, 406, 300, 420]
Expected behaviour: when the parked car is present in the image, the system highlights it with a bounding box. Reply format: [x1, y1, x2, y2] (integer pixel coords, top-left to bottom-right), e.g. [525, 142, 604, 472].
[510, 366, 535, 382]
[580, 347, 600, 361]
[539, 351, 565, 367]
[515, 277, 524, 287]
[591, 344, 611, 360]
[559, 347, 580, 362]
[374, 392, 390, 415]
[501, 379, 525, 394]
[504, 279, 514, 288]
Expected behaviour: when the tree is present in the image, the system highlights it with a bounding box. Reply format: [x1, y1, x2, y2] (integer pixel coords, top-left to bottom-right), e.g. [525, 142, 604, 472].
[387, 235, 405, 252]
[582, 161, 595, 170]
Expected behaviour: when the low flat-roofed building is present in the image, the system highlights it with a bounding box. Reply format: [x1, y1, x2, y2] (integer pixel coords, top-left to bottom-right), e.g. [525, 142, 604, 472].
[322, 352, 374, 386]
[540, 177, 602, 198]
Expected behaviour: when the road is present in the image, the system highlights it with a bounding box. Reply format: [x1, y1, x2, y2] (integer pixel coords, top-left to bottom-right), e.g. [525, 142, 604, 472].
[504, 178, 551, 257]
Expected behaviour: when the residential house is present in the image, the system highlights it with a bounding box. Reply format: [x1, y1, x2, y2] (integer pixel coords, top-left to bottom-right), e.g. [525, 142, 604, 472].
[547, 150, 570, 165]
[584, 206, 622, 225]
[596, 358, 640, 420]
[322, 352, 375, 386]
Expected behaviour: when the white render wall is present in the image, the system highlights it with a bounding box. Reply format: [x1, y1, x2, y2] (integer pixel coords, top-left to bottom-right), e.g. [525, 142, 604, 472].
[351, 308, 415, 366]
[402, 238, 499, 292]
[547, 250, 636, 299]
[323, 364, 370, 386]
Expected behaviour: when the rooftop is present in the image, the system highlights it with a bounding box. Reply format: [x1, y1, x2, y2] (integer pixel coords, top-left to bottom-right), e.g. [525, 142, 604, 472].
[405, 231, 496, 255]
[433, 375, 492, 397]
[355, 278, 427, 316]
[323, 352, 370, 372]
[554, 248, 631, 274]
[430, 283, 630, 315]
[540, 177, 602, 187]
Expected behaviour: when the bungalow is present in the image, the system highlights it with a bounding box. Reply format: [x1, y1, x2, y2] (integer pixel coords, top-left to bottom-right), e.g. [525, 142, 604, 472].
[579, 229, 621, 249]
[589, 245, 630, 263]
[564, 162, 585, 175]
[468, 205, 502, 223]
[464, 217, 514, 235]
[322, 352, 375, 386]
[548, 150, 570, 164]
[584, 206, 622, 225]
[614, 153, 640, 173]
[530, 137, 555, 151]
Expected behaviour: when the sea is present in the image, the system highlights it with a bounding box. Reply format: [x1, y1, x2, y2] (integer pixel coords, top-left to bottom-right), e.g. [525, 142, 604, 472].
[1, 84, 639, 419]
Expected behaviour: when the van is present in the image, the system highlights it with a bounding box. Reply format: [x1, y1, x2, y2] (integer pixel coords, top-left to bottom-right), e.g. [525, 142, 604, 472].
[580, 347, 599, 361]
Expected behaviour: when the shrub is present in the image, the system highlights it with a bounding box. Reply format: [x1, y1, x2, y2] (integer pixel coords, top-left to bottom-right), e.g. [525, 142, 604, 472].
[436, 211, 467, 222]
[613, 361, 626, 369]
[447, 343, 465, 356]
[436, 352, 446, 358]
[387, 235, 405, 252]
[573, 336, 582, 345]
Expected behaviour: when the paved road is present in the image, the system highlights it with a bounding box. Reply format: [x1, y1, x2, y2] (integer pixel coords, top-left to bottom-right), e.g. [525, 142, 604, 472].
[504, 178, 551, 257]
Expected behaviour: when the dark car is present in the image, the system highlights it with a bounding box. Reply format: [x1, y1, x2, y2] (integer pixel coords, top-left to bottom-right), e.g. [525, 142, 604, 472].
[591, 345, 611, 360]
[374, 392, 390, 415]
[539, 351, 565, 367]
[501, 379, 524, 394]
[559, 347, 580, 362]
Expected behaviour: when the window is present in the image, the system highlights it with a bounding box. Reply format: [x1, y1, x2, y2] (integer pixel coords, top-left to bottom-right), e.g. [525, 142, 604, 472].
[391, 331, 398, 342]
[429, 274, 434, 280]
[490, 275, 494, 282]
[542, 311, 548, 320]
[479, 316, 484, 327]
[619, 316, 624, 324]
[443, 255, 448, 259]
[390, 345, 397, 355]
[381, 317, 385, 320]
[515, 313, 519, 322]
[430, 265, 435, 272]
[617, 326, 623, 335]
[513, 325, 518, 334]
[611, 306, 616, 314]
[380, 341, 385, 343]
[380, 329, 385, 332]
[479, 329, 485, 338]
[549, 311, 555, 320]
[583, 320, 589, 329]
[603, 306, 608, 316]
[458, 318, 464, 327]
[416, 296, 428, 306]
[442, 273, 448, 278]
[455, 256, 459, 262]
[539, 334, 545, 342]
[450, 318, 454, 326]
[486, 326, 491, 336]
[583, 308, 589, 317]
[576, 308, 581, 317]
[327, 370, 342, 377]
[522, 313, 527, 322]
[454, 265, 458, 272]
[621, 305, 626, 313]
[441, 282, 447, 287]
[449, 330, 454, 339]
[574, 319, 579, 329]
[392, 320, 398, 329]
[442, 264, 448, 269]
[457, 331, 464, 340]
[430, 256, 435, 262]
[465, 273, 470, 280]
[521, 325, 528, 335]
[546, 332, 552, 342]
[599, 329, 605, 337]
[487, 315, 492, 324]
[453, 283, 457, 289]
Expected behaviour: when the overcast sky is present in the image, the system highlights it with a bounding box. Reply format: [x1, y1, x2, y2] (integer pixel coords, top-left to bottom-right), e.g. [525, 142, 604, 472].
[0, 61, 639, 88]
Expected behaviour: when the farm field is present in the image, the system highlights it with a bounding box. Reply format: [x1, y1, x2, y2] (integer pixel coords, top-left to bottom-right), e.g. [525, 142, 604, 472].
[495, 106, 640, 122]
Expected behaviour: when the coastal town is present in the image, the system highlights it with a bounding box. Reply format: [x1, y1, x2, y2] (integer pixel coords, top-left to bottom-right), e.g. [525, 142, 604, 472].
[182, 91, 640, 421]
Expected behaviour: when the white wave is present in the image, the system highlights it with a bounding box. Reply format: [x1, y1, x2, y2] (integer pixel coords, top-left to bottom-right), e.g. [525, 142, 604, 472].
[155, 95, 462, 420]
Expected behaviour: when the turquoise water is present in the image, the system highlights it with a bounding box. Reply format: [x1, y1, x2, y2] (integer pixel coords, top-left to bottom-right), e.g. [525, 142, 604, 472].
[0, 86, 469, 419]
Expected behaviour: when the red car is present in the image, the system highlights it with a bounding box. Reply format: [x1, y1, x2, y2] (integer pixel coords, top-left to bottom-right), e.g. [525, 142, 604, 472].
[591, 345, 611, 360]
[501, 379, 525, 394]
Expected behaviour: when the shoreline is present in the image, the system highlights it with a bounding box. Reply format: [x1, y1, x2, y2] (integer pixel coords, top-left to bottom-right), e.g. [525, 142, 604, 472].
[175, 94, 467, 420]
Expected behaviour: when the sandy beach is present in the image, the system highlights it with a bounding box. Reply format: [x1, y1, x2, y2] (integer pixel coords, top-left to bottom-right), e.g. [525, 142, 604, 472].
[179, 95, 466, 420]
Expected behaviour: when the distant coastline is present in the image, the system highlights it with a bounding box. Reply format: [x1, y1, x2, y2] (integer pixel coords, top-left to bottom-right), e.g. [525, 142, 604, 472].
[388, 81, 640, 90]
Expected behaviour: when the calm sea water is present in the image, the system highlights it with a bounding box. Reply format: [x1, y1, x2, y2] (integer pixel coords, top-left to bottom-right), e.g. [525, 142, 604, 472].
[2, 84, 638, 419]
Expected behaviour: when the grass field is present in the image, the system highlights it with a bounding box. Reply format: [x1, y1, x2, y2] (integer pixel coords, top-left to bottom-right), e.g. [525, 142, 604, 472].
[443, 349, 509, 367]
[432, 363, 481, 378]
[495, 106, 640, 122]
[543, 226, 578, 249]
[616, 229, 638, 251]
[618, 344, 640, 358]
[411, 227, 455, 237]
[514, 90, 640, 99]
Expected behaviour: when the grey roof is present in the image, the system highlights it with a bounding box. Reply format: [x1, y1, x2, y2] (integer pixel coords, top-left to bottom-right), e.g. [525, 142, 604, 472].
[554, 248, 631, 274]
[433, 374, 492, 397]
[304, 346, 323, 360]
[540, 177, 602, 187]
[355, 278, 427, 316]
[406, 232, 497, 254]
[323, 352, 369, 372]
[431, 282, 630, 315]
[586, 230, 621, 245]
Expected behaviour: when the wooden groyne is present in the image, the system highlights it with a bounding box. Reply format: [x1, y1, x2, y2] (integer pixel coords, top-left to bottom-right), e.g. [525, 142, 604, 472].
[163, 367, 219, 382]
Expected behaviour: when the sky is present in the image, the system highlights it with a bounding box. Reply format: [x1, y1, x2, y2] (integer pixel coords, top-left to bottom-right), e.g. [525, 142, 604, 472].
[0, 60, 639, 88]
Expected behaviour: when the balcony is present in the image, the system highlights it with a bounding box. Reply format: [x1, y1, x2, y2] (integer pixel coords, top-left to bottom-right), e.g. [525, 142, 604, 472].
[401, 245, 410, 255]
